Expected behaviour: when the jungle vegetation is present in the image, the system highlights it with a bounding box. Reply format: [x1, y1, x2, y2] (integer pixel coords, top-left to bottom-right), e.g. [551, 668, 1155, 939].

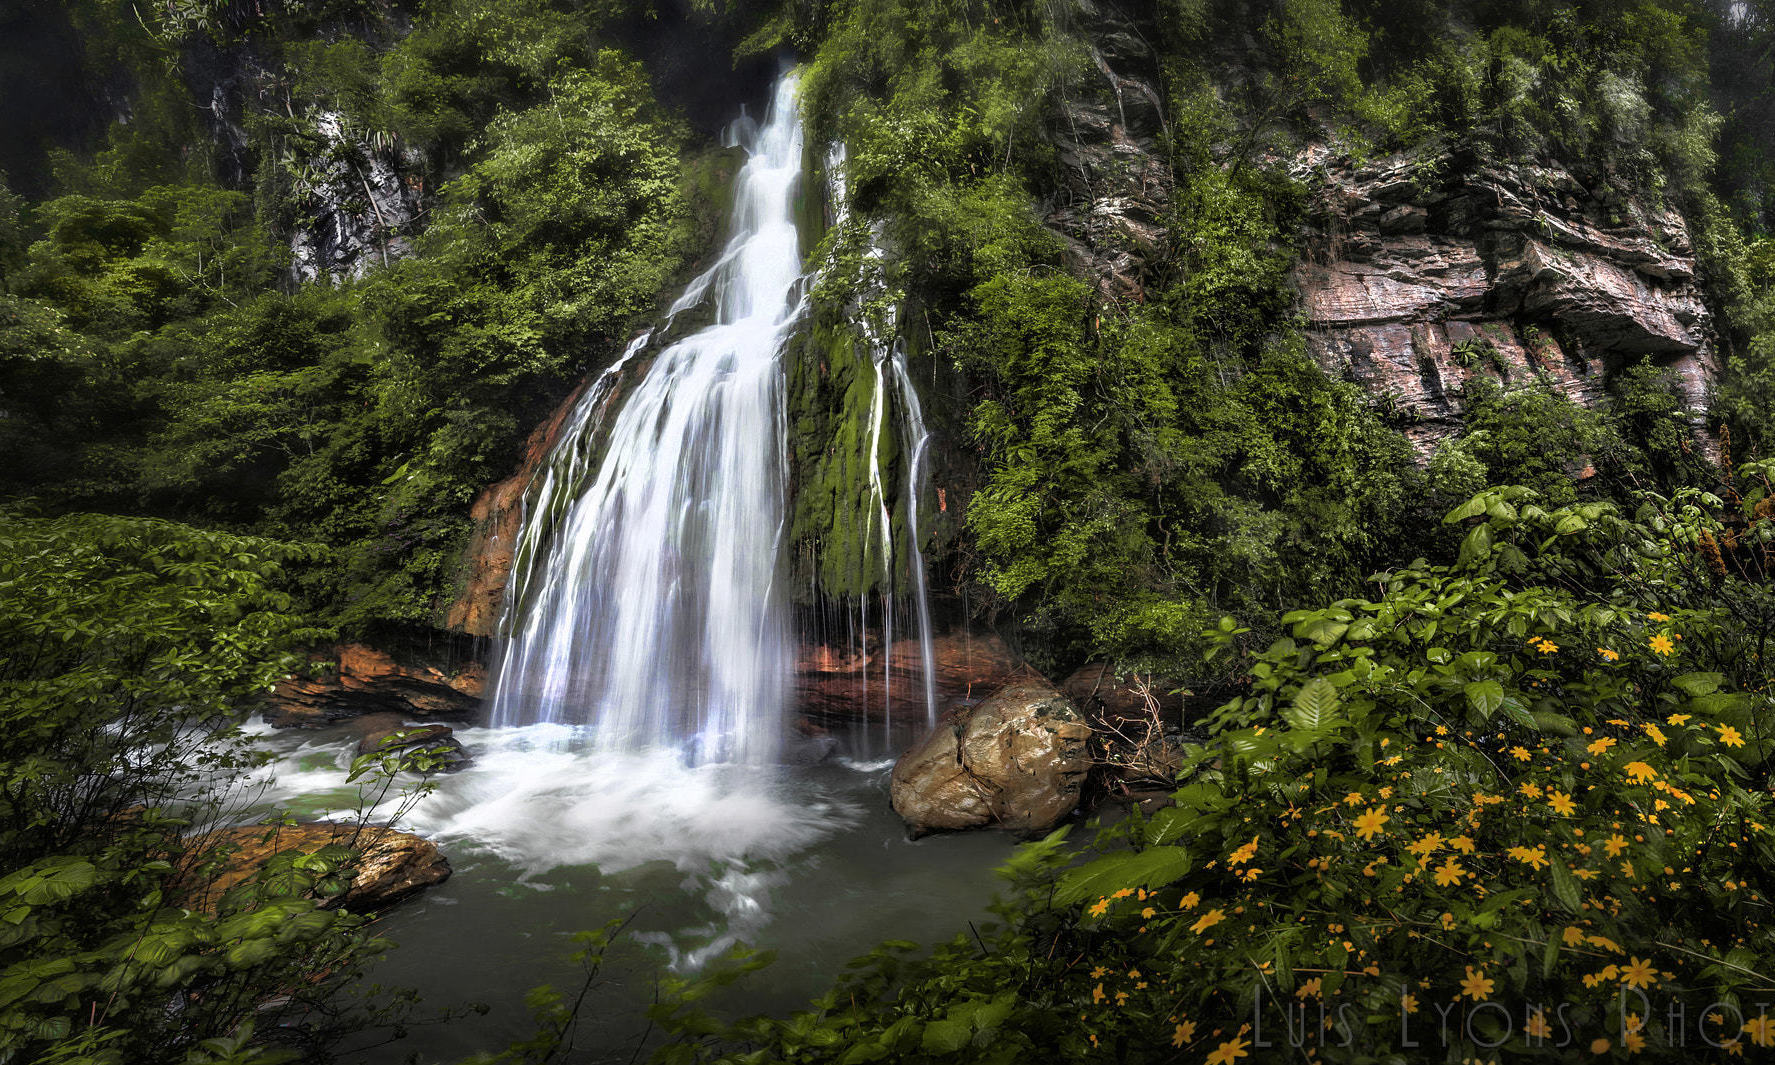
[1, 0, 1774, 1061]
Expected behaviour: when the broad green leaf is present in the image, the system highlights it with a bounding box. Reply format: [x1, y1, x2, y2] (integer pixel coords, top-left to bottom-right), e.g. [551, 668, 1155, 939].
[1055, 847, 1193, 907]
[1464, 680, 1504, 719]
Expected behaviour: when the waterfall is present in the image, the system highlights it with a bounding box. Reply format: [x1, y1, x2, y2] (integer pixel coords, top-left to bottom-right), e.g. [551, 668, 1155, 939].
[823, 145, 940, 731]
[486, 73, 804, 764]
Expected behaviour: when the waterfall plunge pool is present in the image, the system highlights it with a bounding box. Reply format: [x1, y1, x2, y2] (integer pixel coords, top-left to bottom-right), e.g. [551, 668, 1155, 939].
[241, 717, 1014, 1063]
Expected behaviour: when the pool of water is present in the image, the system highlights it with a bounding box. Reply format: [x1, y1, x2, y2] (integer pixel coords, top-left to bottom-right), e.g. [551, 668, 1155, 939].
[238, 719, 1015, 1062]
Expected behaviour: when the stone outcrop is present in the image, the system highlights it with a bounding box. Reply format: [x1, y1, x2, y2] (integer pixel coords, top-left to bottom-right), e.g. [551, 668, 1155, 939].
[351, 714, 471, 770]
[795, 630, 1033, 720]
[264, 644, 483, 728]
[1044, 0, 1172, 303]
[445, 379, 592, 636]
[1290, 144, 1718, 456]
[179, 822, 451, 914]
[287, 111, 425, 284]
[1061, 661, 1186, 724]
[889, 679, 1093, 835]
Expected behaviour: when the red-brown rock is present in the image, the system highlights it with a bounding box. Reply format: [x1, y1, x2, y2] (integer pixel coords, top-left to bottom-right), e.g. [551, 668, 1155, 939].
[795, 630, 1033, 720]
[178, 822, 451, 914]
[1291, 145, 1718, 458]
[264, 644, 481, 728]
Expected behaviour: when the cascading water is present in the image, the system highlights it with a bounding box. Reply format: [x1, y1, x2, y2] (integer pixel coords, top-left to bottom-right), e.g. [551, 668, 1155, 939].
[824, 144, 940, 732]
[486, 73, 805, 764]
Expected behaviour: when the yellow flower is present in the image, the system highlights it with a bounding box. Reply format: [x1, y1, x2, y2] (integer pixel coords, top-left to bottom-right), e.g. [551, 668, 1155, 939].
[1459, 966, 1494, 1001]
[1092, 983, 1106, 1004]
[1180, 891, 1201, 909]
[1598, 648, 1620, 662]
[1718, 724, 1746, 749]
[1620, 957, 1659, 989]
[1745, 1016, 1775, 1048]
[1643, 724, 1667, 747]
[1190, 908, 1225, 934]
[1537, 640, 1559, 654]
[1206, 1036, 1251, 1064]
[1434, 858, 1467, 887]
[1624, 761, 1658, 784]
[1647, 612, 1671, 622]
[1353, 807, 1390, 840]
[1667, 713, 1692, 725]
[1562, 926, 1587, 945]
[1519, 781, 1543, 799]
[1649, 633, 1676, 656]
[1401, 993, 1419, 1014]
[1141, 907, 1156, 919]
[1605, 833, 1630, 858]
[1088, 898, 1109, 917]
[1588, 934, 1624, 954]
[1295, 978, 1323, 1000]
[1407, 833, 1445, 858]
[1548, 790, 1577, 816]
[1342, 791, 1365, 807]
[1111, 888, 1135, 899]
[1171, 1020, 1197, 1048]
[1507, 845, 1550, 870]
[1228, 836, 1260, 866]
[1509, 746, 1532, 762]
[1586, 737, 1617, 756]
[1527, 1009, 1553, 1038]
[1450, 835, 1476, 853]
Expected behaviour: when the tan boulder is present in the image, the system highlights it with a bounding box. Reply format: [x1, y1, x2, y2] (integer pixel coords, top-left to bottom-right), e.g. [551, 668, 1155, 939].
[179, 823, 451, 914]
[890, 680, 1093, 835]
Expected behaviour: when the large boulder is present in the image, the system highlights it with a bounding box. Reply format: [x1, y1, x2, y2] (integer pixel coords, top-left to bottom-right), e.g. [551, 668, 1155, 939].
[179, 822, 451, 914]
[890, 680, 1094, 835]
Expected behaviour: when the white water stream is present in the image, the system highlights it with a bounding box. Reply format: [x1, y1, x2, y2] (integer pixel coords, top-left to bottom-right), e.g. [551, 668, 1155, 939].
[485, 73, 807, 764]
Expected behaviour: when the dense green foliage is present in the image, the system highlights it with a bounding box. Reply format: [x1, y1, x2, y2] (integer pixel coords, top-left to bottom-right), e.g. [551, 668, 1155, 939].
[2, 1, 704, 633]
[0, 513, 355, 1063]
[647, 475, 1775, 1062]
[4, 0, 1775, 1061]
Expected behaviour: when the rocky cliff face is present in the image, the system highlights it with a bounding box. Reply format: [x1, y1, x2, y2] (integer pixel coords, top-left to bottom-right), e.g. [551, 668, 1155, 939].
[1044, 0, 1172, 304]
[1290, 145, 1718, 456]
[286, 111, 425, 284]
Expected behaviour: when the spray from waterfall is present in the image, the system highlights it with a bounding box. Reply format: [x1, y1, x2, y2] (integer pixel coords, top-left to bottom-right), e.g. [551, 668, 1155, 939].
[486, 74, 805, 764]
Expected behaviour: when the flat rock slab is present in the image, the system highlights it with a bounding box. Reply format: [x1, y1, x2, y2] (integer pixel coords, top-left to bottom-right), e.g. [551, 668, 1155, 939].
[179, 822, 451, 913]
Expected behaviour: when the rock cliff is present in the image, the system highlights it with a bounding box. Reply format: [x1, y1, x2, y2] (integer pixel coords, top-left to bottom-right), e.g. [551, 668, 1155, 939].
[1290, 144, 1718, 456]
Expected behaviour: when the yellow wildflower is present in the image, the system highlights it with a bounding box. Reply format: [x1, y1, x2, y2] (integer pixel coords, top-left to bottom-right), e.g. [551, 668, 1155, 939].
[1718, 724, 1746, 749]
[1624, 761, 1658, 784]
[1587, 737, 1617, 756]
[1353, 807, 1390, 840]
[1190, 908, 1225, 935]
[1649, 633, 1675, 656]
[1620, 957, 1659, 990]
[1459, 966, 1494, 1001]
[1206, 1036, 1250, 1065]
[1548, 790, 1576, 816]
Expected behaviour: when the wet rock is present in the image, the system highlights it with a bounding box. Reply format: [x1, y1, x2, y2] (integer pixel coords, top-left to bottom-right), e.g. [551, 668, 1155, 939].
[264, 644, 481, 728]
[354, 717, 470, 770]
[889, 679, 1093, 835]
[1290, 145, 1718, 457]
[1061, 662, 1186, 724]
[179, 822, 451, 914]
[794, 630, 1032, 720]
